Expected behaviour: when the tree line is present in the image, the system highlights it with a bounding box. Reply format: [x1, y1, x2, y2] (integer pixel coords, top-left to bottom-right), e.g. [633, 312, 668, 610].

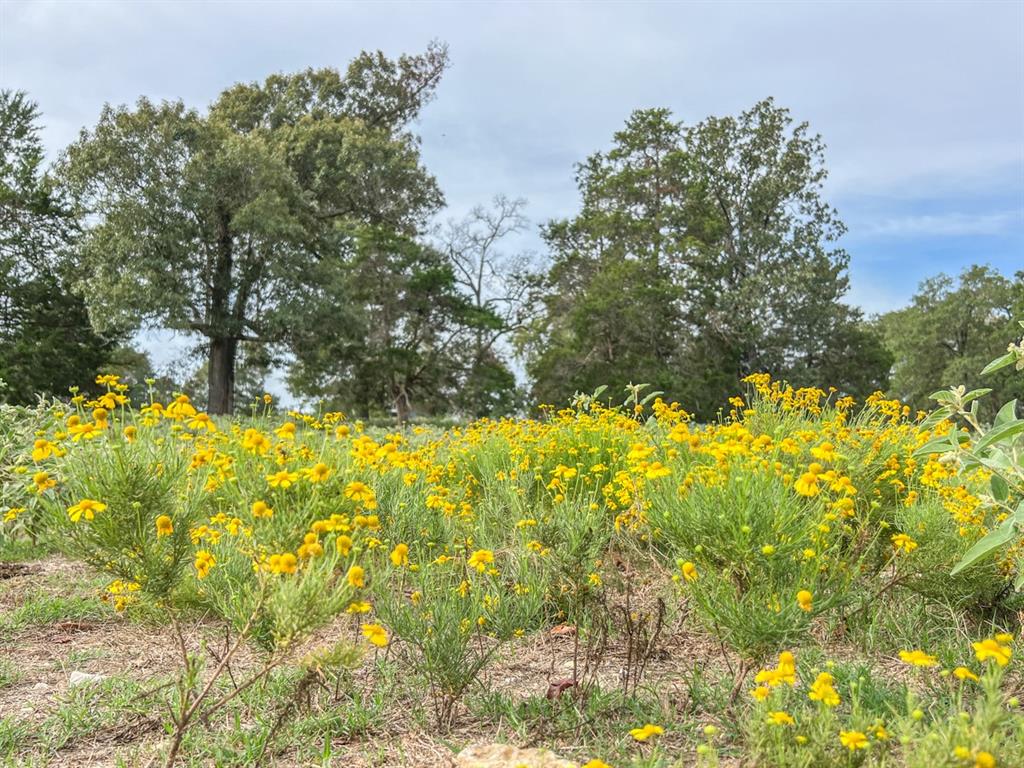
[2, 44, 1021, 418]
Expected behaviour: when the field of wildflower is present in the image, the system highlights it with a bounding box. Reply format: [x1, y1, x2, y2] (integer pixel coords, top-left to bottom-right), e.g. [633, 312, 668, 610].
[0, 374, 1021, 768]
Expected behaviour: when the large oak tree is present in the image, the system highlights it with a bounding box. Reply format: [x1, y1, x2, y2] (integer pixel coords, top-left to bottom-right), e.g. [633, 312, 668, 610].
[58, 44, 448, 413]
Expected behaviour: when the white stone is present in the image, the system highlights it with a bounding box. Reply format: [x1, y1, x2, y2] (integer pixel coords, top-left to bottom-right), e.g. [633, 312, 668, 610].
[456, 744, 577, 768]
[68, 670, 106, 687]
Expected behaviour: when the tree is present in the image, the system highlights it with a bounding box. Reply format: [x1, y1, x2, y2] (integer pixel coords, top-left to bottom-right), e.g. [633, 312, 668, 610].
[286, 226, 485, 421]
[525, 100, 888, 415]
[0, 90, 118, 404]
[440, 196, 534, 416]
[57, 44, 449, 413]
[881, 265, 1024, 415]
[523, 109, 689, 405]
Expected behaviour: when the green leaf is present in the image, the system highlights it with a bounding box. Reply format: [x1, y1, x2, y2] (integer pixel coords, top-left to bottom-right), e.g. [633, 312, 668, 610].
[640, 390, 665, 405]
[918, 408, 955, 430]
[991, 473, 1010, 502]
[929, 390, 955, 403]
[1013, 568, 1024, 592]
[962, 388, 992, 404]
[981, 351, 1016, 376]
[913, 432, 967, 458]
[994, 399, 1019, 427]
[951, 518, 1018, 575]
[973, 419, 1024, 453]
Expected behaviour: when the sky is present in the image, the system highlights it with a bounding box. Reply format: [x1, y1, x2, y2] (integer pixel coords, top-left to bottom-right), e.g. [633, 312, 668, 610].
[2, 0, 1022, 385]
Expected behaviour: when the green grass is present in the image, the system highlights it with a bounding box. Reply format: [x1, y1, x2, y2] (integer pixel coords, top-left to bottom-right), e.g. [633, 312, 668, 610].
[0, 538, 51, 563]
[0, 591, 111, 636]
[0, 659, 21, 690]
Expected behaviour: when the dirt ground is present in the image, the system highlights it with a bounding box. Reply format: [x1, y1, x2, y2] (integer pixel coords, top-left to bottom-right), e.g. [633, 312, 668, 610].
[0, 555, 743, 767]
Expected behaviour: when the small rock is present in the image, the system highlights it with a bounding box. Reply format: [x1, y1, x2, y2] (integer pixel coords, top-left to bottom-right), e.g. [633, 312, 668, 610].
[456, 744, 576, 768]
[32, 681, 48, 692]
[68, 670, 106, 687]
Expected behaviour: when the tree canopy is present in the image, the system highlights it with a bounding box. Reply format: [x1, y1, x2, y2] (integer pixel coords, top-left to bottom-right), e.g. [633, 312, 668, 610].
[57, 44, 449, 413]
[880, 265, 1024, 416]
[0, 90, 118, 404]
[522, 100, 890, 416]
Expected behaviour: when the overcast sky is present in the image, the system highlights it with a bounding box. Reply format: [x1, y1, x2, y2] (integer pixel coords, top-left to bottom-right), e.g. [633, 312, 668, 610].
[2, 0, 1022, 382]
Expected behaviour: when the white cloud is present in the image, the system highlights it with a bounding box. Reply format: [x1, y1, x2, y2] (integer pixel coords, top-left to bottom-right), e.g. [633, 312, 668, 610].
[860, 211, 1021, 238]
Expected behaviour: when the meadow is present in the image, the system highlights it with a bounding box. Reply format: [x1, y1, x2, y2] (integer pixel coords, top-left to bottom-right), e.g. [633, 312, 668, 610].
[0, 374, 1021, 768]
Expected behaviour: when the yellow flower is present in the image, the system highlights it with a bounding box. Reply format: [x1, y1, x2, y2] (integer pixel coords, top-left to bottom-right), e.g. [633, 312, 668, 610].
[347, 565, 366, 588]
[796, 589, 813, 612]
[187, 412, 216, 432]
[467, 549, 495, 572]
[754, 651, 797, 688]
[390, 543, 410, 567]
[297, 532, 323, 559]
[344, 481, 377, 509]
[267, 552, 298, 575]
[336, 535, 353, 556]
[750, 686, 771, 701]
[346, 601, 372, 614]
[67, 498, 106, 522]
[899, 649, 938, 667]
[32, 438, 55, 461]
[266, 470, 299, 489]
[794, 471, 820, 497]
[123, 425, 137, 442]
[582, 761, 612, 768]
[761, 544, 776, 556]
[807, 672, 840, 707]
[973, 637, 1012, 667]
[361, 623, 388, 647]
[306, 462, 331, 483]
[766, 711, 795, 726]
[644, 462, 671, 480]
[974, 751, 996, 768]
[251, 500, 273, 518]
[681, 561, 698, 582]
[629, 723, 664, 742]
[32, 471, 56, 493]
[194, 550, 215, 579]
[839, 730, 869, 751]
[952, 666, 979, 682]
[891, 533, 918, 553]
[155, 515, 173, 537]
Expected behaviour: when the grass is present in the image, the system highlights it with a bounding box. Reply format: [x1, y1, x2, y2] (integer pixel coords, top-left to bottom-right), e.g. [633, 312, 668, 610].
[0, 538, 52, 563]
[0, 660, 20, 691]
[0, 591, 111, 636]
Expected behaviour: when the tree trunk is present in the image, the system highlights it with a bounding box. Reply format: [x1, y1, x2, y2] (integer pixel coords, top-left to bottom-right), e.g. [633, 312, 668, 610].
[207, 207, 236, 415]
[208, 336, 237, 415]
[393, 383, 411, 424]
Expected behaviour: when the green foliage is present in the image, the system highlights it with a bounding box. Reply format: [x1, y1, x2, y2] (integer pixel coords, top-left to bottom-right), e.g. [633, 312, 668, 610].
[524, 100, 890, 417]
[0, 90, 119, 404]
[649, 469, 852, 658]
[52, 431, 206, 601]
[881, 266, 1024, 416]
[56, 45, 450, 414]
[922, 319, 1024, 588]
[286, 226, 492, 420]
